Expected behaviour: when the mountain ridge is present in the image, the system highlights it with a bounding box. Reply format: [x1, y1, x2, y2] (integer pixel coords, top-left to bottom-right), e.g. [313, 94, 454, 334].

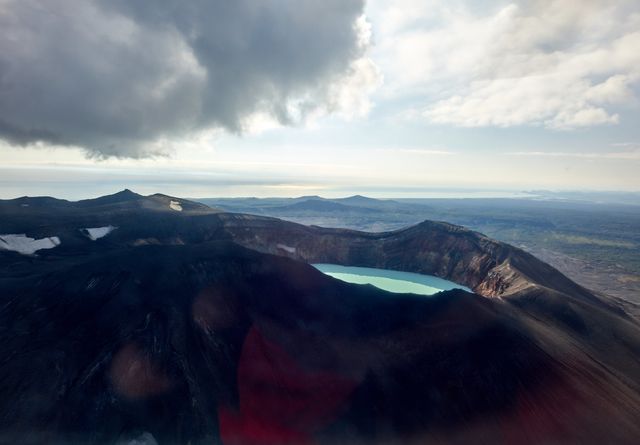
[0, 191, 639, 444]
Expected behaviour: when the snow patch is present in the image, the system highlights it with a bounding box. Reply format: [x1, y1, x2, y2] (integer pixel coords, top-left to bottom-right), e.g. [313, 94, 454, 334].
[169, 200, 183, 211]
[0, 234, 61, 255]
[84, 225, 117, 241]
[276, 243, 296, 254]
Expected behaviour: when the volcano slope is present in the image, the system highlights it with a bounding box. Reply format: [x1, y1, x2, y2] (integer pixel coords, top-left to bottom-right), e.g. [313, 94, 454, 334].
[0, 191, 639, 445]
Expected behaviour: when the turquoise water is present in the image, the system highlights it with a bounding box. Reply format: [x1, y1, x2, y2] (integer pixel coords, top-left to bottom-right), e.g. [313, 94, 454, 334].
[313, 264, 470, 296]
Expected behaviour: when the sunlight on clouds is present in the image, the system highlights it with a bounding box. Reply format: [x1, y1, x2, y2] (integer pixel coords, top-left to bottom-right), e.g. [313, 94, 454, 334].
[1, 1, 639, 195]
[373, 0, 640, 129]
[508, 149, 640, 160]
[0, 0, 375, 157]
[327, 15, 383, 119]
[328, 57, 382, 120]
[377, 148, 454, 156]
[277, 15, 382, 125]
[230, 16, 380, 133]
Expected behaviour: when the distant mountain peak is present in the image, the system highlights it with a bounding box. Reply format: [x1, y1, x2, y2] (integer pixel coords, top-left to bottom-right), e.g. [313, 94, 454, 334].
[342, 194, 375, 201]
[73, 189, 143, 208]
[334, 195, 384, 205]
[114, 189, 141, 199]
[87, 189, 142, 202]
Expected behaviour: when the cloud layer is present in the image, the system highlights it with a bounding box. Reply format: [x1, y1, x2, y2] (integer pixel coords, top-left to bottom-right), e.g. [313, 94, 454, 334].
[374, 0, 640, 129]
[0, 0, 374, 157]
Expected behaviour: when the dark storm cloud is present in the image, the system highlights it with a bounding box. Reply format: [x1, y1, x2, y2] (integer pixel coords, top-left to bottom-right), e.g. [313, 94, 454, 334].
[0, 0, 367, 157]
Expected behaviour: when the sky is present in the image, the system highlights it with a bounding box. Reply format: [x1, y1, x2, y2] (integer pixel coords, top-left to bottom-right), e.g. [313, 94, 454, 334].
[1, 0, 639, 199]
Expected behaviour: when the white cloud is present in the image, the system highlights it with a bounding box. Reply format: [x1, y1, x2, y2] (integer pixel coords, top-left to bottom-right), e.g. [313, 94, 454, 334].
[507, 149, 640, 160]
[373, 0, 640, 129]
[326, 56, 382, 120]
[378, 148, 453, 156]
[0, 0, 377, 157]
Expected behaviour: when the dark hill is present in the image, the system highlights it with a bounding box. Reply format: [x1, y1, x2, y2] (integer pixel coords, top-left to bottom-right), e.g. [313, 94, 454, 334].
[273, 199, 379, 213]
[334, 194, 386, 205]
[333, 194, 407, 208]
[74, 189, 143, 207]
[1, 195, 71, 208]
[2, 242, 639, 444]
[0, 192, 639, 444]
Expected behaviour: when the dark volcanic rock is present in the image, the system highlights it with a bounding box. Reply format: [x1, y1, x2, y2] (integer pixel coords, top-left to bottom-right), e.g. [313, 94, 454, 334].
[1, 192, 640, 444]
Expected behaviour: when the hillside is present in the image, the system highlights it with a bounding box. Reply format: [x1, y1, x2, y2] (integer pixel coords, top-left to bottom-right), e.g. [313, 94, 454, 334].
[0, 191, 639, 444]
